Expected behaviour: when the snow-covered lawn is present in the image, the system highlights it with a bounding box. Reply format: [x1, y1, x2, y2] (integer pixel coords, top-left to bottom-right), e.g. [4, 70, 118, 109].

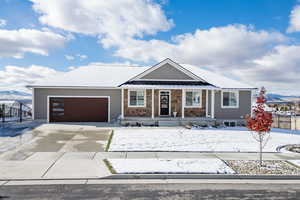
[108, 158, 235, 174]
[0, 131, 33, 153]
[109, 128, 300, 152]
[0, 121, 40, 153]
[288, 160, 300, 167]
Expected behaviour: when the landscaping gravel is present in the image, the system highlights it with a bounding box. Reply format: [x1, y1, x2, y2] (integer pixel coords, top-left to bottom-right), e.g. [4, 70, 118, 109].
[226, 160, 300, 175]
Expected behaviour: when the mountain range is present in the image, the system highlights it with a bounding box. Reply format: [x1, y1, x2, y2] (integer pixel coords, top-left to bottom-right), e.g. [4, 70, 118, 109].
[0, 90, 31, 101]
[266, 93, 300, 103]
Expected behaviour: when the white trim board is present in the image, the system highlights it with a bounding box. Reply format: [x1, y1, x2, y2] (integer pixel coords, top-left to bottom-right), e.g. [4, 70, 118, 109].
[27, 86, 119, 89]
[47, 96, 111, 123]
[221, 90, 239, 109]
[134, 79, 201, 82]
[127, 89, 147, 108]
[184, 89, 202, 108]
[32, 88, 35, 120]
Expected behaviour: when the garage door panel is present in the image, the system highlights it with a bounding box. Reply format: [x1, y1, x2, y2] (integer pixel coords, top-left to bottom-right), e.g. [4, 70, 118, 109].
[50, 97, 108, 122]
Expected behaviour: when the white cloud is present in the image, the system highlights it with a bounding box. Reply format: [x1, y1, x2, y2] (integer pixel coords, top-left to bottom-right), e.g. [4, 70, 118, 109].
[0, 19, 6, 27]
[0, 29, 67, 58]
[77, 54, 87, 60]
[287, 5, 300, 33]
[65, 55, 75, 60]
[30, 0, 173, 47]
[89, 61, 140, 66]
[0, 65, 60, 91]
[65, 54, 87, 61]
[232, 45, 300, 95]
[115, 25, 287, 67]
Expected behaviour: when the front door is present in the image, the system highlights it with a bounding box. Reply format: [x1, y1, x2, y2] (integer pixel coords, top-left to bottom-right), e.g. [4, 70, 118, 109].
[160, 91, 170, 116]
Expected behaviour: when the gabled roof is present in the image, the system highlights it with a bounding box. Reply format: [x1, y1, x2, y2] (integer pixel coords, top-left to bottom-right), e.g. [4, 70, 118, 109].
[27, 59, 256, 89]
[128, 58, 206, 82]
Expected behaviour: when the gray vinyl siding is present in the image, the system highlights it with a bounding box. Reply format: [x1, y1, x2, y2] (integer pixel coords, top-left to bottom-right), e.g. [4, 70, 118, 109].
[34, 88, 121, 121]
[214, 90, 251, 119]
[140, 63, 194, 80]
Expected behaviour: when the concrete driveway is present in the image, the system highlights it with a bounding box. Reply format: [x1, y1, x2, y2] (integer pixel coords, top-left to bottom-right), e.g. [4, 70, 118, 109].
[1, 123, 112, 160]
[0, 123, 113, 179]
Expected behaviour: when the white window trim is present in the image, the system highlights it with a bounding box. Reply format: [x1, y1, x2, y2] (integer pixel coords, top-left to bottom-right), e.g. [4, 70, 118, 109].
[128, 89, 146, 108]
[221, 90, 239, 109]
[184, 89, 202, 108]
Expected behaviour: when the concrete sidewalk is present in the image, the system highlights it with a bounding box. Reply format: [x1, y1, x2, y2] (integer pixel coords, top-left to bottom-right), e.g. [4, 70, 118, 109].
[1, 152, 300, 180]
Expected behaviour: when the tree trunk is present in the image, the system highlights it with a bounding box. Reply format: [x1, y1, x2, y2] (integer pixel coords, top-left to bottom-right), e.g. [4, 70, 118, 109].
[259, 133, 263, 167]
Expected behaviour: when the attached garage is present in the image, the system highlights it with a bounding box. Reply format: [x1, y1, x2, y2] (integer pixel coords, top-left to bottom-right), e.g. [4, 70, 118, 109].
[48, 96, 110, 122]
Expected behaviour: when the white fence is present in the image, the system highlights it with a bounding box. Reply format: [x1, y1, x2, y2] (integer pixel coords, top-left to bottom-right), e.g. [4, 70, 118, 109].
[272, 115, 300, 130]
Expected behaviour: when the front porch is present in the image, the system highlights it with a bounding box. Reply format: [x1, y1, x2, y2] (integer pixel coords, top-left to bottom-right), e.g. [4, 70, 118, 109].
[120, 87, 217, 126]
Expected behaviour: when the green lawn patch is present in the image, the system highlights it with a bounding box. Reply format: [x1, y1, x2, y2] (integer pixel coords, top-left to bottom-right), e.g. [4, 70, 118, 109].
[105, 130, 114, 152]
[103, 159, 117, 174]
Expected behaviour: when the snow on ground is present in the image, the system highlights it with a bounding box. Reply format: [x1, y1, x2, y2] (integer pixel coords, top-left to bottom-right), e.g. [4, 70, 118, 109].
[288, 160, 300, 167]
[0, 130, 33, 153]
[108, 158, 235, 174]
[0, 121, 41, 153]
[109, 127, 300, 152]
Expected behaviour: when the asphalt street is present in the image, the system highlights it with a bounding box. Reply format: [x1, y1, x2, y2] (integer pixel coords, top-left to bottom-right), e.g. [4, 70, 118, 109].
[0, 183, 300, 200]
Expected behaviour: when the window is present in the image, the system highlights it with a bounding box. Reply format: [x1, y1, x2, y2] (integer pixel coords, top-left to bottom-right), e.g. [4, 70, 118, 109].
[51, 98, 64, 117]
[129, 90, 145, 107]
[222, 91, 239, 108]
[224, 121, 236, 127]
[185, 90, 201, 107]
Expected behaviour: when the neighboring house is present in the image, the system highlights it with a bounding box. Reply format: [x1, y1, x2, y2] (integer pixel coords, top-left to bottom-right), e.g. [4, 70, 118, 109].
[27, 58, 256, 125]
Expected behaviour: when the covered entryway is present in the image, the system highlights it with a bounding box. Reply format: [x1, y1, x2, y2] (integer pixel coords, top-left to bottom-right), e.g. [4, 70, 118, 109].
[49, 97, 109, 122]
[159, 90, 171, 116]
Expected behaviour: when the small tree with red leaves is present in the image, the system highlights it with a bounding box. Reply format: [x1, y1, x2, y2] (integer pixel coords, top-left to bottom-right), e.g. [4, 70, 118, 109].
[246, 87, 273, 167]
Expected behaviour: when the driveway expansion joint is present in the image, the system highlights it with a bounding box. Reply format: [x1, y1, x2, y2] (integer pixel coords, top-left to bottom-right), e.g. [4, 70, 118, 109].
[41, 152, 66, 178]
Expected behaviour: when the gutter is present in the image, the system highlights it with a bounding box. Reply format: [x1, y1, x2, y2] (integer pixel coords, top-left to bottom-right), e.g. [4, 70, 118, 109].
[26, 86, 119, 89]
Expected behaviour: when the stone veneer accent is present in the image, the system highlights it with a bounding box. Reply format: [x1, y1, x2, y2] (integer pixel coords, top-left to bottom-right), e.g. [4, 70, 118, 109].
[154, 89, 159, 117]
[171, 90, 182, 117]
[184, 90, 206, 117]
[124, 89, 152, 117]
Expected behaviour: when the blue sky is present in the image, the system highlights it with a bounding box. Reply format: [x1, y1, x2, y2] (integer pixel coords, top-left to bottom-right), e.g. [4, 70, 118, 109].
[0, 0, 300, 94]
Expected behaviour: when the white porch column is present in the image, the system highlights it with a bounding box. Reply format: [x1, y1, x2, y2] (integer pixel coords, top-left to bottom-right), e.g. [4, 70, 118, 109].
[182, 89, 185, 118]
[250, 89, 254, 117]
[205, 89, 208, 117]
[121, 88, 124, 119]
[152, 89, 154, 119]
[32, 88, 35, 120]
[211, 90, 215, 119]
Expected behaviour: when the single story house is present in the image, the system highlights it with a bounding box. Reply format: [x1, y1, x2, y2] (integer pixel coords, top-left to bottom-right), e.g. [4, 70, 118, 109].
[27, 58, 256, 126]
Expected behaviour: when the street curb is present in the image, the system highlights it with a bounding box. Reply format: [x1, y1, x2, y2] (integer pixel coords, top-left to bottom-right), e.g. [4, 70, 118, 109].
[104, 174, 300, 180]
[2, 174, 300, 181]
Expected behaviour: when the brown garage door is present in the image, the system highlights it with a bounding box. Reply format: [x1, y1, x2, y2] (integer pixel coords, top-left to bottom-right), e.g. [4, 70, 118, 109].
[49, 97, 108, 122]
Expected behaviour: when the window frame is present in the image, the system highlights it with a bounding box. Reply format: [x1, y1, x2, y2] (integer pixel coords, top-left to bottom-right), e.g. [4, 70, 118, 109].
[221, 90, 239, 108]
[184, 90, 202, 108]
[223, 120, 237, 127]
[128, 89, 146, 107]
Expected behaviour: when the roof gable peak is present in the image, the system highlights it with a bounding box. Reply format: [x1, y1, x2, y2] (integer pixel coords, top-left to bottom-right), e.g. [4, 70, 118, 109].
[129, 58, 206, 82]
